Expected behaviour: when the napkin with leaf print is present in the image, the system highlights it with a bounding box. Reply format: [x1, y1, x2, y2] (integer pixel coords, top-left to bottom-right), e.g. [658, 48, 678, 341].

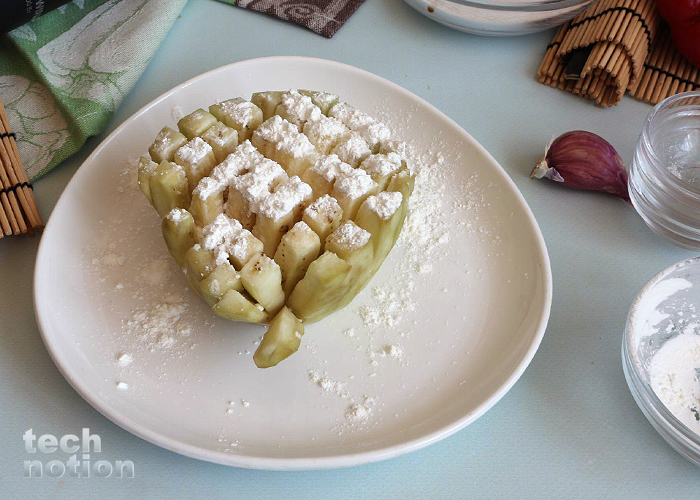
[0, 0, 187, 181]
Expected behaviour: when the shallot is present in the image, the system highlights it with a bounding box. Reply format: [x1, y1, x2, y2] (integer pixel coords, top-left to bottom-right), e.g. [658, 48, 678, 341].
[530, 131, 630, 202]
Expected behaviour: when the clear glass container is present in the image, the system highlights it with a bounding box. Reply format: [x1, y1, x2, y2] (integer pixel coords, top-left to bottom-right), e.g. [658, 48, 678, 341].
[629, 91, 700, 250]
[623, 257, 700, 467]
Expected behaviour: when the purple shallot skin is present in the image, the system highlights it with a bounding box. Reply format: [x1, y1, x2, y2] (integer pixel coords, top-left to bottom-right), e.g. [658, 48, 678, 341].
[530, 130, 630, 203]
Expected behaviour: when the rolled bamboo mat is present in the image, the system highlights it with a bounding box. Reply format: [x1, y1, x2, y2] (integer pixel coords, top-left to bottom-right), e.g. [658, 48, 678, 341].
[628, 25, 700, 103]
[537, 0, 699, 107]
[0, 94, 43, 238]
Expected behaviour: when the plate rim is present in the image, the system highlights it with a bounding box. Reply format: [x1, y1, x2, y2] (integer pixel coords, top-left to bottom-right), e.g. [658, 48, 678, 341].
[34, 56, 552, 470]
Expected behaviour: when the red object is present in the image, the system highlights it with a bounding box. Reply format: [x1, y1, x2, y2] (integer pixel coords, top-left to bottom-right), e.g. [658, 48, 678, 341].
[656, 0, 700, 68]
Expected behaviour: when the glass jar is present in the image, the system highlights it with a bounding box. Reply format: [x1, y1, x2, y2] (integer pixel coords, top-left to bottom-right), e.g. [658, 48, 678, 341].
[623, 257, 700, 467]
[628, 91, 700, 250]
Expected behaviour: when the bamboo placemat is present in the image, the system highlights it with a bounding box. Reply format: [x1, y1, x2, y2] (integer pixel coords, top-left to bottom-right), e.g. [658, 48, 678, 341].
[628, 26, 700, 103]
[0, 95, 43, 237]
[537, 0, 700, 107]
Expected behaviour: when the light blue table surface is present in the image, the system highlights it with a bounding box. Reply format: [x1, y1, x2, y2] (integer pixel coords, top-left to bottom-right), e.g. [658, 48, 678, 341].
[1, 0, 698, 497]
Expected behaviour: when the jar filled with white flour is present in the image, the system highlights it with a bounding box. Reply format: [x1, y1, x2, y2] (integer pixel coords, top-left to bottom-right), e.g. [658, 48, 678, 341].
[623, 257, 700, 466]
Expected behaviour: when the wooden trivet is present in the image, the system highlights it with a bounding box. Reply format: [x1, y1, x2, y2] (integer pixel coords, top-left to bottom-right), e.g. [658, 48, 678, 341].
[0, 95, 43, 237]
[537, 0, 699, 107]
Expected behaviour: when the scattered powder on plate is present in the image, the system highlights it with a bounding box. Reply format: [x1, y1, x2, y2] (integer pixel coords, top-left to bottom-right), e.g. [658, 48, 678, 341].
[216, 434, 242, 452]
[116, 353, 132, 366]
[140, 257, 172, 287]
[92, 252, 127, 267]
[354, 139, 453, 335]
[344, 396, 376, 423]
[299, 107, 478, 430]
[345, 403, 370, 422]
[368, 345, 404, 366]
[123, 294, 192, 351]
[308, 370, 349, 398]
[171, 106, 184, 122]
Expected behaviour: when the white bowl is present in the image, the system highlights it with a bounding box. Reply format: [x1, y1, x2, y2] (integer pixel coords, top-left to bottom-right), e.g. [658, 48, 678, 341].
[405, 0, 595, 36]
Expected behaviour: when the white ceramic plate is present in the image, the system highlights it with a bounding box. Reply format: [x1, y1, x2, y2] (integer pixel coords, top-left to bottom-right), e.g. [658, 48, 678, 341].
[35, 57, 551, 470]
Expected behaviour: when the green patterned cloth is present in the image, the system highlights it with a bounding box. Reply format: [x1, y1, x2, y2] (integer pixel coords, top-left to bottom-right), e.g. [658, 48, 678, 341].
[0, 0, 188, 181]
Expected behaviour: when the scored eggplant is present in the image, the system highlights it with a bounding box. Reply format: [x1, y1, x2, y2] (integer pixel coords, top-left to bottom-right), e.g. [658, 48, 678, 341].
[140, 90, 414, 367]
